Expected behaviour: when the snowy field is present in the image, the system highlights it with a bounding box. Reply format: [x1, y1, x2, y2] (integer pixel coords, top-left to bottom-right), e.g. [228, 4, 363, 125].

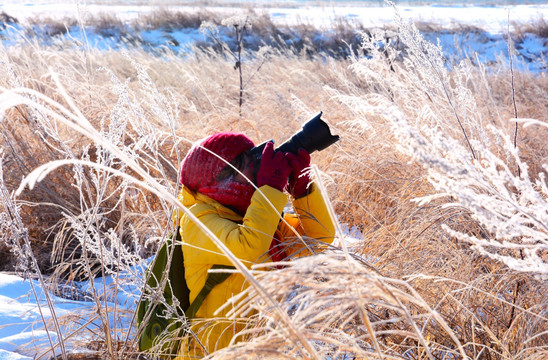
[1, 1, 547, 71]
[1, 1, 546, 34]
[0, 266, 148, 360]
[0, 1, 547, 359]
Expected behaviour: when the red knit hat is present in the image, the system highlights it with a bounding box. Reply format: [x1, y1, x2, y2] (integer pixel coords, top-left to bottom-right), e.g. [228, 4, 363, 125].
[180, 132, 255, 190]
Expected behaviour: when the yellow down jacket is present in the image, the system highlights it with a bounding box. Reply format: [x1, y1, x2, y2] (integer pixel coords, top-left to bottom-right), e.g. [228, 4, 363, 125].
[173, 183, 335, 359]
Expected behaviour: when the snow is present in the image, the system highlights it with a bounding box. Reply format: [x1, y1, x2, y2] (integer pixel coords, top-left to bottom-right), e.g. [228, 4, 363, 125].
[265, 4, 547, 34]
[1, 2, 547, 71]
[1, 2, 547, 35]
[0, 349, 31, 360]
[0, 268, 147, 359]
[0, 1, 546, 358]
[0, 274, 57, 360]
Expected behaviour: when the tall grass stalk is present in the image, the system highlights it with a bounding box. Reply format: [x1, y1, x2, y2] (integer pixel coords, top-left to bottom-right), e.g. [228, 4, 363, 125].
[1, 69, 321, 359]
[0, 8, 547, 358]
[0, 155, 68, 359]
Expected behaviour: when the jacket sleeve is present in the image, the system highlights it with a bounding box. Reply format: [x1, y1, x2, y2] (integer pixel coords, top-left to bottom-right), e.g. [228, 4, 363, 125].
[281, 182, 336, 258]
[180, 185, 287, 267]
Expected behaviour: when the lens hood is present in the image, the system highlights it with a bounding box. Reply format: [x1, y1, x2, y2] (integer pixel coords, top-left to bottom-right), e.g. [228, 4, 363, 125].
[277, 112, 339, 154]
[249, 112, 339, 182]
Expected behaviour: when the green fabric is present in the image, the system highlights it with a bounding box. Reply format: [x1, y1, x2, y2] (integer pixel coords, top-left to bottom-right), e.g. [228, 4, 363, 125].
[136, 227, 188, 355]
[136, 226, 234, 357]
[185, 265, 234, 319]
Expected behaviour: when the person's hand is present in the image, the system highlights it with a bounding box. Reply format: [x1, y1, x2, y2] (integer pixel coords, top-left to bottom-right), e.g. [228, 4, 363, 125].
[256, 141, 292, 191]
[285, 148, 311, 198]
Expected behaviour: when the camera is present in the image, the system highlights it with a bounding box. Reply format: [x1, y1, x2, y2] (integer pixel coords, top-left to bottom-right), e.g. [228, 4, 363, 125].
[250, 111, 339, 174]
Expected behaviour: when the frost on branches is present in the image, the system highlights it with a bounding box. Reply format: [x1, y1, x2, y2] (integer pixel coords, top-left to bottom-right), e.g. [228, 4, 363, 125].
[339, 5, 548, 277]
[397, 116, 548, 277]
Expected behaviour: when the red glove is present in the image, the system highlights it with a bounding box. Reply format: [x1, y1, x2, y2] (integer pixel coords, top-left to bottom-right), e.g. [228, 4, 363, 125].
[285, 148, 311, 198]
[256, 141, 291, 191]
[269, 237, 288, 267]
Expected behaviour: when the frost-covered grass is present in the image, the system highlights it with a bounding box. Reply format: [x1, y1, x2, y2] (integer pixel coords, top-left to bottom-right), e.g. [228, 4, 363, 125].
[1, 4, 547, 71]
[0, 3, 547, 360]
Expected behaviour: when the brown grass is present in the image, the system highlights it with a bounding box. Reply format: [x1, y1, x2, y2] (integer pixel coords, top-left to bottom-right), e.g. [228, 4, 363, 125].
[512, 15, 548, 39]
[137, 8, 224, 31]
[0, 13, 547, 360]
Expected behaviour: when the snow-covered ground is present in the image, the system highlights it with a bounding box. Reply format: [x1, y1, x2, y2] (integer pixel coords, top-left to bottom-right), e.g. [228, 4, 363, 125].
[1, 2, 547, 71]
[1, 1, 547, 34]
[0, 2, 547, 359]
[0, 266, 147, 360]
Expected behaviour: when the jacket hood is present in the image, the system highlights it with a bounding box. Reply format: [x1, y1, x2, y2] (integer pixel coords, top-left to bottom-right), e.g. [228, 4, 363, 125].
[173, 186, 243, 226]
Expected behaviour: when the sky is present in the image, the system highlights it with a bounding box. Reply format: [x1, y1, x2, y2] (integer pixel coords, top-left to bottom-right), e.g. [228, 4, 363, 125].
[0, 2, 547, 359]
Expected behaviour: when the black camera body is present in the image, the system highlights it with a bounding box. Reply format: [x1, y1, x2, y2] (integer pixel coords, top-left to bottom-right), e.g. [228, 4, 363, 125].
[250, 111, 339, 176]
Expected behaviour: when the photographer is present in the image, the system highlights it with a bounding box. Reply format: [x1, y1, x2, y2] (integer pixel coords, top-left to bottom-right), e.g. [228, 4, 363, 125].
[174, 131, 336, 358]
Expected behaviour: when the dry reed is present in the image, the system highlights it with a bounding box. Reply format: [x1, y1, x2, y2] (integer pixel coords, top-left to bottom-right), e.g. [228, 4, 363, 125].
[0, 6, 547, 360]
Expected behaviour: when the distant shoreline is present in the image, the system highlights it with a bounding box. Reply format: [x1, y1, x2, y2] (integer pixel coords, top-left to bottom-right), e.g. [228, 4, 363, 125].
[1, 2, 546, 73]
[1, 2, 547, 35]
[1, 0, 545, 6]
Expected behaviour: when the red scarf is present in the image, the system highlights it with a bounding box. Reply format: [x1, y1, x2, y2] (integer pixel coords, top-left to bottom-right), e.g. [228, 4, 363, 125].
[269, 233, 287, 268]
[198, 179, 255, 215]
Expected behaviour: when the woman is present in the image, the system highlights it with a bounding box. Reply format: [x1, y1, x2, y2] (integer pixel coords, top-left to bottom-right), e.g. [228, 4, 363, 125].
[174, 132, 335, 358]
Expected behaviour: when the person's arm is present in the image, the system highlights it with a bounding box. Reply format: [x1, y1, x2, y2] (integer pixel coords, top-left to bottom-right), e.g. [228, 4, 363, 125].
[181, 185, 287, 267]
[284, 148, 336, 246]
[275, 182, 336, 260]
[292, 182, 336, 244]
[181, 141, 292, 267]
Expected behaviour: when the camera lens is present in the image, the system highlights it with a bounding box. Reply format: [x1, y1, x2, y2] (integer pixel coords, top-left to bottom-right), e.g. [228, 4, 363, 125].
[248, 112, 339, 182]
[277, 112, 339, 154]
